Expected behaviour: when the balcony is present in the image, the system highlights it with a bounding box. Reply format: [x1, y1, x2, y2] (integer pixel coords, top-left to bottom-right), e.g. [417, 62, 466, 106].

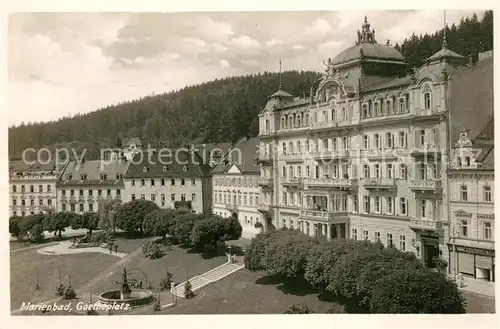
[281, 153, 305, 162]
[226, 203, 238, 211]
[409, 219, 443, 232]
[258, 178, 273, 188]
[304, 178, 356, 189]
[410, 144, 441, 158]
[42, 205, 55, 212]
[257, 203, 272, 214]
[311, 149, 350, 161]
[408, 179, 442, 192]
[362, 178, 396, 190]
[363, 148, 398, 160]
[300, 209, 349, 223]
[259, 130, 274, 137]
[282, 177, 303, 188]
[69, 196, 77, 204]
[256, 153, 272, 164]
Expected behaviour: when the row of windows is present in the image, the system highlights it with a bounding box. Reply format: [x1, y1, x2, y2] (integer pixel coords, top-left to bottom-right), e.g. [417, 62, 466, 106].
[280, 111, 310, 129]
[213, 176, 260, 187]
[12, 184, 53, 193]
[12, 211, 51, 217]
[312, 106, 350, 124]
[66, 173, 123, 181]
[131, 178, 196, 187]
[360, 196, 409, 216]
[12, 198, 53, 207]
[214, 192, 260, 206]
[62, 203, 95, 212]
[351, 229, 407, 251]
[459, 185, 492, 202]
[458, 219, 493, 240]
[131, 193, 196, 203]
[361, 94, 411, 119]
[61, 189, 121, 197]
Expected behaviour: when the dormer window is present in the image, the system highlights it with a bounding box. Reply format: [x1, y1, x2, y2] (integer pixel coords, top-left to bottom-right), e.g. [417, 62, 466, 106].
[162, 165, 169, 172]
[424, 91, 432, 110]
[80, 174, 87, 181]
[116, 174, 122, 180]
[465, 156, 471, 166]
[143, 166, 148, 172]
[100, 174, 107, 180]
[182, 165, 188, 171]
[67, 174, 72, 180]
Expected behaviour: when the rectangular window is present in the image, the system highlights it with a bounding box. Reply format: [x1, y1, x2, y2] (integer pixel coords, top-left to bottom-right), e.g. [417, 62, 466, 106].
[192, 193, 196, 201]
[353, 195, 358, 212]
[70, 204, 75, 212]
[363, 230, 368, 240]
[399, 132, 405, 147]
[171, 194, 175, 201]
[141, 179, 145, 186]
[387, 197, 393, 214]
[161, 179, 165, 186]
[171, 179, 175, 185]
[419, 129, 426, 146]
[460, 220, 468, 237]
[400, 197, 407, 215]
[420, 200, 426, 218]
[140, 194, 145, 200]
[387, 233, 393, 247]
[191, 178, 196, 186]
[131, 194, 136, 201]
[151, 194, 156, 203]
[387, 164, 393, 178]
[484, 222, 492, 240]
[461, 185, 468, 201]
[363, 135, 369, 149]
[375, 231, 381, 242]
[79, 204, 84, 212]
[484, 186, 492, 202]
[79, 190, 84, 196]
[399, 235, 406, 251]
[374, 164, 380, 178]
[131, 179, 135, 186]
[374, 134, 380, 149]
[386, 133, 393, 148]
[89, 203, 93, 212]
[342, 137, 348, 150]
[400, 164, 407, 179]
[181, 179, 185, 185]
[30, 185, 34, 193]
[39, 199, 43, 206]
[363, 165, 370, 178]
[39, 185, 43, 193]
[375, 196, 380, 213]
[352, 229, 357, 240]
[181, 194, 186, 202]
[364, 195, 370, 213]
[107, 189, 111, 196]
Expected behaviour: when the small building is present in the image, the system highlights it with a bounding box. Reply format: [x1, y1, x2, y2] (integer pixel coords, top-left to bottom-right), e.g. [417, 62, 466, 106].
[212, 137, 263, 238]
[56, 159, 130, 213]
[9, 160, 67, 216]
[122, 137, 143, 161]
[122, 148, 212, 214]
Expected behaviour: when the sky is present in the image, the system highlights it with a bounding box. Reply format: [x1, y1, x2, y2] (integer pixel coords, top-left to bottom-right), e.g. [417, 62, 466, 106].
[7, 10, 484, 126]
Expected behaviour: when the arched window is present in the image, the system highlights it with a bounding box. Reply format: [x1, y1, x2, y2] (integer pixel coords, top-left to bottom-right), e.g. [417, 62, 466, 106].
[399, 98, 405, 113]
[362, 104, 368, 118]
[341, 107, 346, 121]
[289, 142, 293, 154]
[385, 100, 391, 115]
[331, 108, 336, 122]
[281, 117, 286, 129]
[296, 114, 302, 127]
[423, 86, 432, 110]
[288, 115, 294, 128]
[304, 113, 309, 126]
[265, 119, 270, 131]
[282, 142, 287, 155]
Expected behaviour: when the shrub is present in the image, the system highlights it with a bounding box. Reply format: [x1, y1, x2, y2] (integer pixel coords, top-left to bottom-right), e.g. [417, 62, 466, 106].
[254, 221, 263, 228]
[142, 241, 164, 259]
[284, 304, 313, 314]
[369, 268, 466, 313]
[55, 283, 65, 296]
[184, 280, 195, 299]
[160, 272, 173, 291]
[63, 286, 77, 299]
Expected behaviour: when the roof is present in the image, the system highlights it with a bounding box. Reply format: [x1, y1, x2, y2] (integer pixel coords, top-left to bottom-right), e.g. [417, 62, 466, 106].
[480, 147, 494, 169]
[475, 115, 494, 141]
[270, 89, 294, 98]
[277, 98, 310, 110]
[57, 160, 130, 187]
[211, 137, 260, 175]
[363, 75, 411, 92]
[427, 47, 464, 62]
[124, 149, 211, 179]
[449, 57, 493, 144]
[9, 160, 67, 173]
[332, 43, 404, 66]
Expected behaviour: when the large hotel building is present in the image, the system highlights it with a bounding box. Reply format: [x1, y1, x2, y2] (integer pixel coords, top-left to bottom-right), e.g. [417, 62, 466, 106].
[257, 16, 493, 272]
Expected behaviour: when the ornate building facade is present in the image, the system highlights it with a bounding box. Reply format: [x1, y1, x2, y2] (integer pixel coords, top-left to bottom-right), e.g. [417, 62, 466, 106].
[212, 137, 264, 239]
[257, 16, 493, 269]
[9, 161, 66, 216]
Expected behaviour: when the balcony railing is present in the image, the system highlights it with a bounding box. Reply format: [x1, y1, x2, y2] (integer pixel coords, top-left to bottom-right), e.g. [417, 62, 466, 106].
[409, 219, 443, 231]
[258, 178, 273, 187]
[311, 149, 350, 160]
[257, 203, 272, 213]
[408, 179, 442, 191]
[362, 178, 396, 189]
[410, 144, 441, 157]
[281, 153, 305, 162]
[363, 148, 399, 160]
[310, 120, 352, 130]
[300, 209, 349, 223]
[304, 178, 356, 189]
[282, 177, 303, 187]
[256, 153, 272, 164]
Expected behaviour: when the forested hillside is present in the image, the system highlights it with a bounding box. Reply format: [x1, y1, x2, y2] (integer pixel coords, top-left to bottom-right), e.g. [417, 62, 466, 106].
[8, 10, 493, 160]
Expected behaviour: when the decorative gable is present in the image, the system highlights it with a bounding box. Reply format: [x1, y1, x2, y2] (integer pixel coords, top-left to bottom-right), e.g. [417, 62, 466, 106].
[454, 209, 473, 218]
[227, 164, 242, 174]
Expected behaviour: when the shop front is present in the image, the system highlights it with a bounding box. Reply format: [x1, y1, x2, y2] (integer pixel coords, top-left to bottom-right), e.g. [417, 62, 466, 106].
[448, 243, 495, 282]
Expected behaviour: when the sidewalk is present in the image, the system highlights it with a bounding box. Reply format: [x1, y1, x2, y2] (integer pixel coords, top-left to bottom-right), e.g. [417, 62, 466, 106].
[459, 276, 495, 298]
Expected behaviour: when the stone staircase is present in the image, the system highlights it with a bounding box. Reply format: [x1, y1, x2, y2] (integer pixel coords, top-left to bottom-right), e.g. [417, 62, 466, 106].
[172, 261, 244, 298]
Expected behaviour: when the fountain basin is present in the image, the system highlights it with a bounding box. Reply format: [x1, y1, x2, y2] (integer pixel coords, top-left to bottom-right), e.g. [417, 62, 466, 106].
[98, 289, 154, 307]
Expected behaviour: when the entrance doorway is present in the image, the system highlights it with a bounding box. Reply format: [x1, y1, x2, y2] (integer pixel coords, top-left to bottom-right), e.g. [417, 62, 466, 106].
[424, 244, 439, 268]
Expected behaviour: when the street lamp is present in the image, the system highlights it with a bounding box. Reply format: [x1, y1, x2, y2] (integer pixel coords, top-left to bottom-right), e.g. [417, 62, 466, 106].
[450, 226, 460, 279]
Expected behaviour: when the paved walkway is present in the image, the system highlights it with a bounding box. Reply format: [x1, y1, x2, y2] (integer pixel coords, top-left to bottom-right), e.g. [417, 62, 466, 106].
[36, 240, 127, 258]
[458, 276, 495, 298]
[171, 258, 244, 298]
[11, 238, 154, 315]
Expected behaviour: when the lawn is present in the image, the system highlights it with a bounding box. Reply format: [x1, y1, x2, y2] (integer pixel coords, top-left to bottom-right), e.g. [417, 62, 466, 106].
[10, 250, 117, 311]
